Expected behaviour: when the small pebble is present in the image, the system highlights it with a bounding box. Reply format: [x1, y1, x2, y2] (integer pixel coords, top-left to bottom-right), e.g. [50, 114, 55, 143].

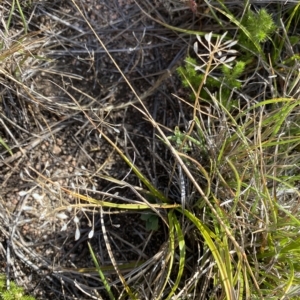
[52, 144, 62, 155]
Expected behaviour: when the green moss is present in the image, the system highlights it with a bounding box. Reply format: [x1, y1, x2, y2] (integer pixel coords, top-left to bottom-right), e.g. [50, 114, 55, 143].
[0, 274, 36, 300]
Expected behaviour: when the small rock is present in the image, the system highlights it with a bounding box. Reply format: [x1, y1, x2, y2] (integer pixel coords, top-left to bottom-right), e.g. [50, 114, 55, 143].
[52, 144, 62, 155]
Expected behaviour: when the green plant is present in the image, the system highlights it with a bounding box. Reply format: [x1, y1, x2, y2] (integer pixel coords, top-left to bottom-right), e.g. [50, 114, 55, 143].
[221, 60, 245, 89]
[240, 8, 277, 46]
[177, 7, 277, 104]
[88, 243, 115, 300]
[177, 55, 245, 105]
[8, 0, 29, 34]
[140, 211, 159, 231]
[169, 2, 300, 299]
[177, 56, 220, 101]
[0, 274, 35, 300]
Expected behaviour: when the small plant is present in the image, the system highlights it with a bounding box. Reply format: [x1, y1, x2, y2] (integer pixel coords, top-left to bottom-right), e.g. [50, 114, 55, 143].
[240, 8, 277, 46]
[177, 55, 245, 104]
[140, 211, 159, 231]
[220, 60, 245, 89]
[177, 35, 243, 109]
[177, 56, 221, 100]
[177, 7, 277, 101]
[0, 274, 35, 300]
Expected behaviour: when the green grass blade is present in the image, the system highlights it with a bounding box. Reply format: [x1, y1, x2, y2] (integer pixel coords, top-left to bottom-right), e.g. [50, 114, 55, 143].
[7, 0, 28, 34]
[182, 209, 235, 300]
[16, 0, 28, 34]
[87, 242, 115, 300]
[166, 212, 186, 300]
[236, 264, 244, 300]
[280, 261, 294, 300]
[0, 137, 12, 155]
[156, 211, 175, 299]
[274, 2, 300, 62]
[7, 0, 15, 31]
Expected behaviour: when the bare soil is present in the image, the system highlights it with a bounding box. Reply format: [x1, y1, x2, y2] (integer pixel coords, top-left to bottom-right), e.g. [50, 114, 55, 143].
[0, 0, 198, 298]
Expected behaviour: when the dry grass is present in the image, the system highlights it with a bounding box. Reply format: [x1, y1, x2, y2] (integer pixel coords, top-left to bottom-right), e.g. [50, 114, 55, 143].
[1, 0, 300, 299]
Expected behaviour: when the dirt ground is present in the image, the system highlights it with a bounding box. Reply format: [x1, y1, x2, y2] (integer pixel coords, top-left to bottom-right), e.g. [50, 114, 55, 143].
[0, 0, 198, 298]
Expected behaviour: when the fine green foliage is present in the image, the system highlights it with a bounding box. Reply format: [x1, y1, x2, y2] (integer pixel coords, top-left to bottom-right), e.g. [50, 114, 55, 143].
[177, 8, 276, 103]
[177, 56, 245, 103]
[240, 8, 277, 44]
[0, 274, 35, 300]
[177, 56, 220, 100]
[221, 61, 245, 89]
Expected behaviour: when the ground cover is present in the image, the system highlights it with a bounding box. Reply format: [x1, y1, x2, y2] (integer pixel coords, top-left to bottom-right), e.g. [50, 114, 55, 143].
[1, 0, 300, 299]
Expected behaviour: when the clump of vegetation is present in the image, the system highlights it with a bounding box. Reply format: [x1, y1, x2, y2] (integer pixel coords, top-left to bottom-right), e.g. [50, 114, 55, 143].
[177, 56, 245, 104]
[177, 7, 276, 103]
[168, 3, 300, 299]
[0, 274, 35, 300]
[240, 8, 277, 45]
